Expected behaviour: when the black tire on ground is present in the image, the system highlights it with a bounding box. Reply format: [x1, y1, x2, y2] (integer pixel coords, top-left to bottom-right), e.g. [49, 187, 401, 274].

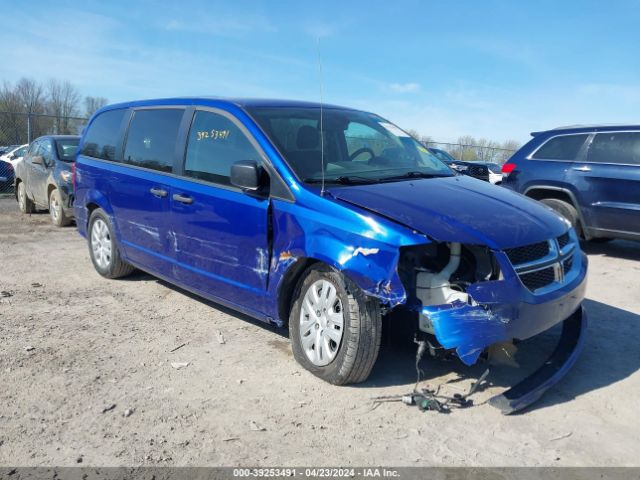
[539, 198, 582, 237]
[17, 181, 34, 214]
[289, 264, 382, 385]
[590, 237, 613, 243]
[49, 189, 71, 227]
[88, 208, 135, 279]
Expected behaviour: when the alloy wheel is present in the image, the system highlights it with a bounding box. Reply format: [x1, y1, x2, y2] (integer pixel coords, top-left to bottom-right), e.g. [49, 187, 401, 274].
[299, 279, 345, 366]
[91, 218, 112, 269]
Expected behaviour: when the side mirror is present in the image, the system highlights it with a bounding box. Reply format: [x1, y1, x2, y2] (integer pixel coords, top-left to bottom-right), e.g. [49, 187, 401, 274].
[230, 160, 263, 191]
[32, 155, 44, 165]
[9, 154, 16, 160]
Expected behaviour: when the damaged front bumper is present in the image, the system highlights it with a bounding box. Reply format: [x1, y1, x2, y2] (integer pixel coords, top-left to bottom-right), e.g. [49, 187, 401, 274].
[417, 251, 588, 414]
[489, 306, 586, 414]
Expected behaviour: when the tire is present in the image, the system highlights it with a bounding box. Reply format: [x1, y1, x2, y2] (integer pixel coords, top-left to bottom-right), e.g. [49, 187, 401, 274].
[590, 237, 613, 243]
[539, 198, 582, 237]
[289, 264, 382, 385]
[88, 208, 135, 279]
[49, 189, 71, 227]
[17, 181, 34, 214]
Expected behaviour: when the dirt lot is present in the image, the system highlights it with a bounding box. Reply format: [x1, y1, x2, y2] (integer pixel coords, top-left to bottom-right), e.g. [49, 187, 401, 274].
[0, 196, 639, 467]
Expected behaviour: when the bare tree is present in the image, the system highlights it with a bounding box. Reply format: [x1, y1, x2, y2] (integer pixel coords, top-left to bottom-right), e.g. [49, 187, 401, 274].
[14, 77, 48, 140]
[84, 96, 108, 117]
[47, 79, 81, 134]
[16, 78, 46, 114]
[0, 81, 28, 144]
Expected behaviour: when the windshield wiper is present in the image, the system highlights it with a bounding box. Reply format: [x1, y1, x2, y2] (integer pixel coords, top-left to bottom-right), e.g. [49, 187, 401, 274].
[304, 175, 377, 185]
[380, 171, 451, 182]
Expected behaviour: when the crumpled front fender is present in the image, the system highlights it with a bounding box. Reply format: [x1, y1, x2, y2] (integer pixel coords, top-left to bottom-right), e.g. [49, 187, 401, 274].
[266, 198, 429, 322]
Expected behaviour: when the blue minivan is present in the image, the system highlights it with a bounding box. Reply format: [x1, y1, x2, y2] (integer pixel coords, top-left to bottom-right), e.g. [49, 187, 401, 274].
[502, 125, 640, 242]
[74, 98, 588, 413]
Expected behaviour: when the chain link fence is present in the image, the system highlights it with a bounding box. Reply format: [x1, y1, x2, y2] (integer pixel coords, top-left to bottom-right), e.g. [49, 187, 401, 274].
[0, 111, 88, 195]
[425, 141, 516, 164]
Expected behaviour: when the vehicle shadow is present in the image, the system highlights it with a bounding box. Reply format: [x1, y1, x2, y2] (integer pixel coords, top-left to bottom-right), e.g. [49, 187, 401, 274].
[520, 298, 640, 413]
[582, 239, 640, 261]
[119, 270, 288, 339]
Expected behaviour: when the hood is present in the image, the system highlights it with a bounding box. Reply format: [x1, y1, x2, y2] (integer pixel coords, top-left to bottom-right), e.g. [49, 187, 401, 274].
[328, 175, 568, 249]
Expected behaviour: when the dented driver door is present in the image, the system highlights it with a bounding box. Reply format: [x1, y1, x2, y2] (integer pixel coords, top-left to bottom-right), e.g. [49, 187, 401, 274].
[170, 108, 271, 310]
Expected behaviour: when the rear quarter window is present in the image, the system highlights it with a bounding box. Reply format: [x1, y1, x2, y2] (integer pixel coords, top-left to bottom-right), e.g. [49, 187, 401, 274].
[81, 109, 127, 161]
[531, 134, 589, 160]
[587, 132, 640, 165]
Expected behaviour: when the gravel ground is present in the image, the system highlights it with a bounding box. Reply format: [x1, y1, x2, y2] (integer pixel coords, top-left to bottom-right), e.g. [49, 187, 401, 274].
[0, 196, 639, 467]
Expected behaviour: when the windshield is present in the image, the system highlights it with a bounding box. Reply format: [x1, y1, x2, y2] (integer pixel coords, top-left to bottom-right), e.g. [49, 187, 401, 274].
[247, 107, 453, 184]
[13, 146, 27, 157]
[55, 139, 79, 162]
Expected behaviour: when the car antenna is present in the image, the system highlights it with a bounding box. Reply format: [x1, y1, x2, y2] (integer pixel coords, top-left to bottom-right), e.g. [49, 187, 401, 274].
[316, 36, 326, 196]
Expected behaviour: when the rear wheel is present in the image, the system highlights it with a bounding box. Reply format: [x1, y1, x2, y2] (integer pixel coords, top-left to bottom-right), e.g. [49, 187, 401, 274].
[88, 208, 135, 279]
[540, 198, 582, 237]
[49, 189, 71, 227]
[289, 264, 382, 385]
[17, 181, 34, 214]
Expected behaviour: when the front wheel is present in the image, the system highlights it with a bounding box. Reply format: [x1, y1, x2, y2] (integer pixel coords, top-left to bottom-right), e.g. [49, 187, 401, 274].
[540, 198, 583, 238]
[289, 264, 382, 385]
[88, 208, 135, 279]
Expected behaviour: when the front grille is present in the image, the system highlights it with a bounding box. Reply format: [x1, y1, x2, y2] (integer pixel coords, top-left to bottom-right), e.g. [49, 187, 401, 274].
[467, 165, 489, 178]
[563, 256, 573, 274]
[520, 267, 555, 291]
[504, 241, 550, 265]
[505, 234, 577, 293]
[558, 232, 570, 249]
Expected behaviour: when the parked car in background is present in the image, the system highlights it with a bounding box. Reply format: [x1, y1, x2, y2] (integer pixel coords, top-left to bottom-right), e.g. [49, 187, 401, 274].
[14, 135, 80, 226]
[502, 125, 640, 242]
[73, 98, 587, 414]
[0, 145, 18, 155]
[0, 158, 14, 193]
[426, 147, 494, 182]
[0, 143, 28, 168]
[483, 161, 503, 184]
[427, 147, 458, 164]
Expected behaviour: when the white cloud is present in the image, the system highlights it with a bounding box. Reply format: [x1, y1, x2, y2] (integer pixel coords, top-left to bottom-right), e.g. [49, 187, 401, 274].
[161, 13, 276, 36]
[389, 82, 421, 93]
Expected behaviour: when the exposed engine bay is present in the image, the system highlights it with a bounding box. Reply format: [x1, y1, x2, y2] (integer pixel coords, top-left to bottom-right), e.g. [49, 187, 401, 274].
[398, 242, 500, 334]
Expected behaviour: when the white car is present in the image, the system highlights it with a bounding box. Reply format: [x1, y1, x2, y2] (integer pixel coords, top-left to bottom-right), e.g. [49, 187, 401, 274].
[0, 143, 29, 168]
[485, 162, 503, 184]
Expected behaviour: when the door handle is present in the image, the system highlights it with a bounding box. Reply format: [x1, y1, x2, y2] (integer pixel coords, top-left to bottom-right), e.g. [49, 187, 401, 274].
[173, 193, 193, 204]
[150, 187, 168, 198]
[572, 166, 592, 172]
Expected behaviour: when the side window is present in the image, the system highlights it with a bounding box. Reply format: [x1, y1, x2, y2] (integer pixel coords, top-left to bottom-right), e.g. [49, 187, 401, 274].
[587, 132, 640, 165]
[81, 109, 127, 161]
[531, 134, 589, 160]
[123, 109, 184, 173]
[184, 110, 262, 185]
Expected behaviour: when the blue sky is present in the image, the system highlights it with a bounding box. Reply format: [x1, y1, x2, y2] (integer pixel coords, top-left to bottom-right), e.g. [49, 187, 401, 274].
[1, 0, 639, 143]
